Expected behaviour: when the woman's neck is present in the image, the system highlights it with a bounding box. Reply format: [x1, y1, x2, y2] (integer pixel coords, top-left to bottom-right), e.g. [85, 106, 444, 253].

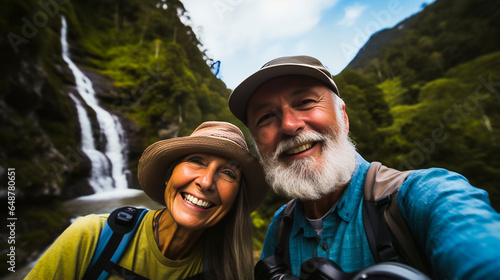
[154, 209, 204, 260]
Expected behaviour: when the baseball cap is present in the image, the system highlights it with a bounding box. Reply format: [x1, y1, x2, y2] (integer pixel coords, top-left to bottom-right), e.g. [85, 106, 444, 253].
[228, 55, 339, 124]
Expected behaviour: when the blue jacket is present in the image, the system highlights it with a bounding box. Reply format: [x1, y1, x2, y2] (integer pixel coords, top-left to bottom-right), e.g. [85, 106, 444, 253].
[261, 153, 500, 279]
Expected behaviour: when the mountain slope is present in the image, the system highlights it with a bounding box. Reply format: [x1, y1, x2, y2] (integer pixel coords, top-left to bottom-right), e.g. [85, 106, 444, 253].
[348, 0, 500, 85]
[337, 0, 500, 209]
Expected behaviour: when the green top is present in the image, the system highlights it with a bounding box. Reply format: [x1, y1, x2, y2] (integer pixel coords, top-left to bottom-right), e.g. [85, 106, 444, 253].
[26, 210, 204, 279]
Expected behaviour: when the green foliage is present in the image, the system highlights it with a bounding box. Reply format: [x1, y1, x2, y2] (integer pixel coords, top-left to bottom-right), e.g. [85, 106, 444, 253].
[251, 211, 267, 250]
[343, 0, 499, 210]
[2, 0, 499, 269]
[66, 0, 235, 146]
[350, 0, 500, 86]
[343, 52, 500, 209]
[1, 0, 238, 270]
[0, 0, 82, 197]
[338, 68, 393, 127]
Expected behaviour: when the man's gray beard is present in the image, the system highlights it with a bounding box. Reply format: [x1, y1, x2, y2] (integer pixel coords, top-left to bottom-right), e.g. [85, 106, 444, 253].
[259, 129, 357, 200]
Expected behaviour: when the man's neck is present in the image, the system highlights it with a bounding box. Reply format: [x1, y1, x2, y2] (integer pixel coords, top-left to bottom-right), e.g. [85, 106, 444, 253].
[301, 184, 348, 219]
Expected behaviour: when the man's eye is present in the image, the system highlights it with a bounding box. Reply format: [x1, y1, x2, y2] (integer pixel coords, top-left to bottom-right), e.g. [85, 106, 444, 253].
[257, 113, 273, 125]
[299, 99, 315, 106]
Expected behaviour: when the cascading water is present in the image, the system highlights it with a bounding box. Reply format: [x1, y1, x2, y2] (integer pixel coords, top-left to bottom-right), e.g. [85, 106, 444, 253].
[61, 16, 129, 192]
[68, 93, 115, 191]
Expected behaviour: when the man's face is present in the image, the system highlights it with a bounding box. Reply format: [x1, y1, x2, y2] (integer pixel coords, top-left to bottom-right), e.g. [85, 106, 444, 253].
[246, 75, 356, 200]
[247, 75, 346, 168]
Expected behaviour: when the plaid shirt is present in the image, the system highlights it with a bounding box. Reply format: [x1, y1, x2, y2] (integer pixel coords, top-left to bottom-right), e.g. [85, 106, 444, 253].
[261, 153, 500, 279]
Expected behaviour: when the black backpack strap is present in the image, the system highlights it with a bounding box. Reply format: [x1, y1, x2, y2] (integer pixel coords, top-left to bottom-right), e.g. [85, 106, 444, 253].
[83, 207, 149, 280]
[275, 199, 296, 266]
[362, 193, 406, 263]
[105, 262, 150, 280]
[362, 162, 432, 276]
[182, 272, 206, 280]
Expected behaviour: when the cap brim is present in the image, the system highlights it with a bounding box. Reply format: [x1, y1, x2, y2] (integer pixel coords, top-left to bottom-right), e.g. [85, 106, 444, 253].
[229, 64, 339, 123]
[138, 136, 268, 211]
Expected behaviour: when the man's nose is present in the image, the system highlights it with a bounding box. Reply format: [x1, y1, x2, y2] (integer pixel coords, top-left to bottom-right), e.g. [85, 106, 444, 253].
[280, 108, 305, 135]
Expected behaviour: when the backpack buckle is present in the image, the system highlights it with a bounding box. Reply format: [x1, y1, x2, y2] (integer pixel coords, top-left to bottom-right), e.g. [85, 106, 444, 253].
[375, 195, 391, 206]
[116, 207, 137, 226]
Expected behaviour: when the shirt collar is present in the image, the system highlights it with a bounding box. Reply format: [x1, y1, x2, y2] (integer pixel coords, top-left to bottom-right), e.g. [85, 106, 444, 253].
[336, 153, 370, 222]
[290, 153, 370, 237]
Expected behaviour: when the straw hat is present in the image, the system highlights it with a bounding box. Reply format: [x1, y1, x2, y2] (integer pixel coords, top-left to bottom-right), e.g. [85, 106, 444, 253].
[138, 121, 268, 211]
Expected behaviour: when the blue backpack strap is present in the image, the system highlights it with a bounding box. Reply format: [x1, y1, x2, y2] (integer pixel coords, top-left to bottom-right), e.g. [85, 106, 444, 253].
[83, 207, 149, 280]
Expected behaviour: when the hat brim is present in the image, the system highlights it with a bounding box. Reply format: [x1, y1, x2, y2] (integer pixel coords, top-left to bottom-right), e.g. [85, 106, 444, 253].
[138, 136, 268, 211]
[229, 64, 339, 123]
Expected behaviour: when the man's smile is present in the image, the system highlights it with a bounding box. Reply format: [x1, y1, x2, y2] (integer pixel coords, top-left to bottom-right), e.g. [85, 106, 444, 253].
[284, 141, 317, 156]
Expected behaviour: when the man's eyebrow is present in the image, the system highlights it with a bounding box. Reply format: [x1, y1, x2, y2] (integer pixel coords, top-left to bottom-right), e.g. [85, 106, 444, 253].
[290, 87, 312, 97]
[248, 101, 271, 116]
[250, 87, 313, 111]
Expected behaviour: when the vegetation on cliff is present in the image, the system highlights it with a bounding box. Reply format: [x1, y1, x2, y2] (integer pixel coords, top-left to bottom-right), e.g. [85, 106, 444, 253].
[1, 0, 240, 271]
[339, 0, 500, 207]
[0, 0, 498, 274]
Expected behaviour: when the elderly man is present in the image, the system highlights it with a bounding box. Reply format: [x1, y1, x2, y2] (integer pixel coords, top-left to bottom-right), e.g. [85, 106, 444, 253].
[228, 56, 500, 279]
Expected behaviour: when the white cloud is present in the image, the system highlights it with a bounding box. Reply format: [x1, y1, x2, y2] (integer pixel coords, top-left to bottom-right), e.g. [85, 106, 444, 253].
[337, 3, 367, 26]
[181, 0, 339, 59]
[178, 0, 433, 89]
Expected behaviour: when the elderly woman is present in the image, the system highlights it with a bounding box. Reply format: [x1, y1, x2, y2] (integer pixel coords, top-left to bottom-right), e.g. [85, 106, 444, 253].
[26, 121, 269, 280]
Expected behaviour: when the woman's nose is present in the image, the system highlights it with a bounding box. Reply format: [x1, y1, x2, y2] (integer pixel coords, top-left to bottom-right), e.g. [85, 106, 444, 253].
[196, 170, 216, 191]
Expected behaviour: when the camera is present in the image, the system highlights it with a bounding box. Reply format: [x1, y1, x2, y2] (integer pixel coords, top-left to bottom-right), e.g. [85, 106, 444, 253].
[254, 255, 300, 280]
[255, 256, 431, 280]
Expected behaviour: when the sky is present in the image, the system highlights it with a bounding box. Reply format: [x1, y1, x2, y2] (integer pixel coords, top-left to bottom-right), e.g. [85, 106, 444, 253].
[180, 0, 435, 90]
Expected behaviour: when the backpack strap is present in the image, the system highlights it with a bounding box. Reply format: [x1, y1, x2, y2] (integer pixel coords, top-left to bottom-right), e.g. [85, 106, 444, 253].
[362, 162, 432, 276]
[83, 207, 150, 280]
[275, 199, 297, 266]
[273, 162, 432, 276]
[104, 263, 149, 280]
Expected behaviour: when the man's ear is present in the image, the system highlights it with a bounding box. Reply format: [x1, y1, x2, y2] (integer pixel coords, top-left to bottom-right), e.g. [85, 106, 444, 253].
[342, 104, 349, 133]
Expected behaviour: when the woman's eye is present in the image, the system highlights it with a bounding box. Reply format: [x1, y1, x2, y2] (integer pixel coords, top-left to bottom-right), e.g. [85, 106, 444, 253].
[188, 157, 203, 164]
[222, 169, 237, 179]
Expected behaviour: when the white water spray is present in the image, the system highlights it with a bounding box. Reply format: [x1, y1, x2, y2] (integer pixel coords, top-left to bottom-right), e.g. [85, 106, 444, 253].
[61, 16, 129, 191]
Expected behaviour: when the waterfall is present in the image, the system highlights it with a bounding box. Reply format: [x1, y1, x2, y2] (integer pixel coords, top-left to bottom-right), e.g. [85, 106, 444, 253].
[61, 16, 129, 191]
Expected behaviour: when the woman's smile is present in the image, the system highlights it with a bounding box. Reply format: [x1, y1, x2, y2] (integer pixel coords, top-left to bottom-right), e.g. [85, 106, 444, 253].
[181, 192, 215, 209]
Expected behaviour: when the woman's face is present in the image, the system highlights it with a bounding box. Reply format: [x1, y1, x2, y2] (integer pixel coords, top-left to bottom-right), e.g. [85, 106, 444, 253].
[164, 153, 241, 231]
